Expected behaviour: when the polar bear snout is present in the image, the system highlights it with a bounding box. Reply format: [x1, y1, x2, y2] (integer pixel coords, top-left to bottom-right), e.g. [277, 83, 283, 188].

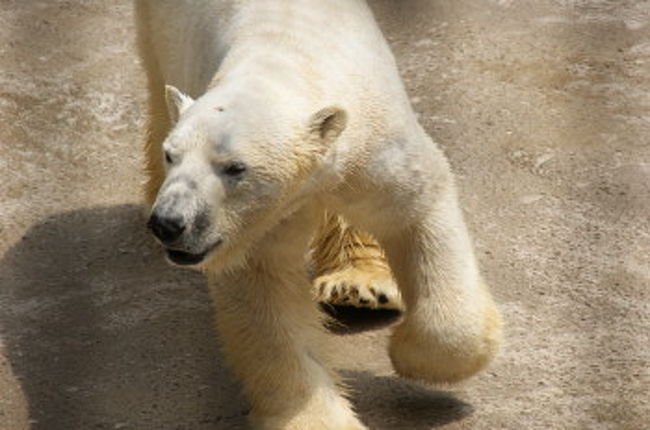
[148, 212, 185, 244]
[148, 191, 222, 266]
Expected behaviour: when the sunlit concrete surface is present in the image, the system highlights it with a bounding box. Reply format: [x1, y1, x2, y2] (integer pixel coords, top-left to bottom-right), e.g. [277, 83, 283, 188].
[0, 1, 648, 429]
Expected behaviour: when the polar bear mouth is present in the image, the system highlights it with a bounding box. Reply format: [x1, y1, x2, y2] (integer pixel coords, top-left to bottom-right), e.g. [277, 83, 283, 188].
[165, 239, 222, 266]
[166, 249, 208, 265]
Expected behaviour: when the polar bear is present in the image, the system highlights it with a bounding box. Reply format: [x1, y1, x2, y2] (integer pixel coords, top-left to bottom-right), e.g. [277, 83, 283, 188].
[135, 0, 502, 428]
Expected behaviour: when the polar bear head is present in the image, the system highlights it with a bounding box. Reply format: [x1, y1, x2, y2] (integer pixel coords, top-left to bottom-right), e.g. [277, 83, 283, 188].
[147, 85, 347, 270]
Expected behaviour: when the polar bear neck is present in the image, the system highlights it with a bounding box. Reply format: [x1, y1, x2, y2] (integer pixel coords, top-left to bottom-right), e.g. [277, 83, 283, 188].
[207, 0, 403, 120]
[182, 0, 418, 175]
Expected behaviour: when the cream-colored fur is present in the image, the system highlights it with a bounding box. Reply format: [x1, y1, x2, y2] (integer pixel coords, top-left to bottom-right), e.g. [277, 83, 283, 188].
[135, 0, 502, 428]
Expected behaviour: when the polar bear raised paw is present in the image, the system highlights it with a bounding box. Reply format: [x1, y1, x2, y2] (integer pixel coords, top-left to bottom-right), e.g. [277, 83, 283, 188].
[310, 213, 403, 311]
[314, 265, 402, 310]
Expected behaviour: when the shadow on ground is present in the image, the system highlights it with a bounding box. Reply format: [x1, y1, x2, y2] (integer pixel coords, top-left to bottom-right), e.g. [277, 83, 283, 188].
[0, 205, 248, 430]
[346, 371, 472, 429]
[0, 204, 469, 429]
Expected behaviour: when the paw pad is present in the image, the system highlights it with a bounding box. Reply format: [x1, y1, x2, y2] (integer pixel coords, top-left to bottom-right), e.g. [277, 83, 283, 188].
[313, 266, 403, 310]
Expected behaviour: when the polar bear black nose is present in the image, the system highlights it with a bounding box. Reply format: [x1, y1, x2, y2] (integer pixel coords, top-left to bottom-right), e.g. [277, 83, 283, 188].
[148, 212, 185, 244]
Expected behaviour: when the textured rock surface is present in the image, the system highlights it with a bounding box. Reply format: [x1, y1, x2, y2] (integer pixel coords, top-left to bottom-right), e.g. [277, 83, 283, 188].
[0, 1, 648, 429]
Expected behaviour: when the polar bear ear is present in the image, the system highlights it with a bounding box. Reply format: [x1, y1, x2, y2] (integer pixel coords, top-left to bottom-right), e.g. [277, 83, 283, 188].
[165, 85, 194, 124]
[309, 106, 348, 144]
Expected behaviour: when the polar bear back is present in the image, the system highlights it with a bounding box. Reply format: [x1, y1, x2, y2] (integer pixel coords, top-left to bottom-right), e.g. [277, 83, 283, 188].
[140, 0, 413, 116]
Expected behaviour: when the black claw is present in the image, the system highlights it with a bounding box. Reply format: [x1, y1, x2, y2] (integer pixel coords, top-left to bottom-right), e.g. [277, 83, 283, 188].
[378, 294, 389, 304]
[350, 286, 359, 298]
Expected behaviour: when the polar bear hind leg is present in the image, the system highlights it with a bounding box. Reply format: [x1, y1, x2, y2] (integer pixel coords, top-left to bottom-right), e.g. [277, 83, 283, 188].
[311, 212, 403, 310]
[134, 0, 171, 207]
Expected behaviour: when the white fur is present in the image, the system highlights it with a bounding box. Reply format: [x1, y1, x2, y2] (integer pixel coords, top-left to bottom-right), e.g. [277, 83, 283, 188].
[136, 0, 502, 428]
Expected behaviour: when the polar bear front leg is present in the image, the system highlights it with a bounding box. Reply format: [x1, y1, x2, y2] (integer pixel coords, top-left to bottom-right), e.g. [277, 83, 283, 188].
[208, 267, 366, 430]
[380, 182, 502, 383]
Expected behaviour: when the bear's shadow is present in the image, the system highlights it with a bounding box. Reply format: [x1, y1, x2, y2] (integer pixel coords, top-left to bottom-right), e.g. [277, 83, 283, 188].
[0, 205, 470, 429]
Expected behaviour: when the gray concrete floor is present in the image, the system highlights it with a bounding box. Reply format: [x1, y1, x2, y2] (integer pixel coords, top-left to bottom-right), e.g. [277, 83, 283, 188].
[1, 1, 648, 429]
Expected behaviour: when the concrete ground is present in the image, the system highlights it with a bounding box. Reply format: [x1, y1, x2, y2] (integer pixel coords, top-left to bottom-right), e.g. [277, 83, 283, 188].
[1, 0, 648, 429]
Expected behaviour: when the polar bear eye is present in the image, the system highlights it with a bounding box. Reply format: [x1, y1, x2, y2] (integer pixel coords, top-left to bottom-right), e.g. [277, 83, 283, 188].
[164, 150, 173, 165]
[222, 161, 247, 178]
